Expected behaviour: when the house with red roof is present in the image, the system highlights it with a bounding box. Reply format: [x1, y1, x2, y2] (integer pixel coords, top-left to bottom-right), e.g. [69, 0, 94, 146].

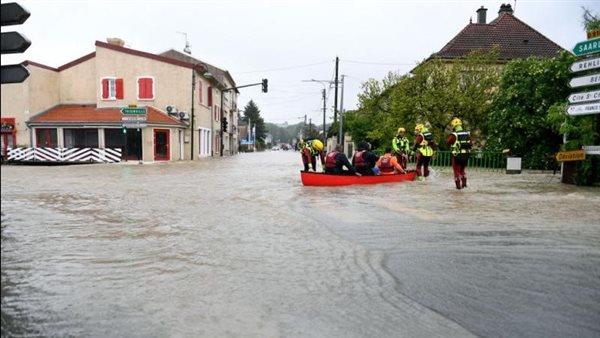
[423, 4, 565, 65]
[0, 38, 239, 162]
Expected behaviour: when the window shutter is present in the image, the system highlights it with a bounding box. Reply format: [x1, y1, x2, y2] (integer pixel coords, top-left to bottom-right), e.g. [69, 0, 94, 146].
[115, 78, 124, 99]
[101, 79, 109, 99]
[138, 78, 145, 99]
[145, 78, 153, 99]
[208, 86, 213, 106]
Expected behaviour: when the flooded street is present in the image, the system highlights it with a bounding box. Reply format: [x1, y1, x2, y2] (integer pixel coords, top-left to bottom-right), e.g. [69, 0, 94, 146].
[1, 151, 599, 337]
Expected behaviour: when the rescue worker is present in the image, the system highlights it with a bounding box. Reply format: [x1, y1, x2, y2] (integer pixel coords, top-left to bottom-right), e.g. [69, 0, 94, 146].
[301, 139, 325, 172]
[352, 141, 380, 176]
[412, 123, 435, 179]
[325, 145, 359, 175]
[376, 147, 406, 175]
[446, 117, 472, 189]
[392, 127, 411, 169]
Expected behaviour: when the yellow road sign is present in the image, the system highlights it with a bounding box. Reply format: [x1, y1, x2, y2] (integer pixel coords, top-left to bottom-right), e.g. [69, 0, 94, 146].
[556, 150, 586, 162]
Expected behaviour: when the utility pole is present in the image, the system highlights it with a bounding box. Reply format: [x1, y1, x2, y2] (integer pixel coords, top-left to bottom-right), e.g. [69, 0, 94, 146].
[322, 89, 326, 146]
[304, 114, 307, 139]
[334, 56, 339, 127]
[339, 75, 345, 149]
[191, 69, 195, 160]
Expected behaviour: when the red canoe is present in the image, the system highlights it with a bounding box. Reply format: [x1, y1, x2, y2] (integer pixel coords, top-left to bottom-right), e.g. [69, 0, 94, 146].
[300, 171, 417, 186]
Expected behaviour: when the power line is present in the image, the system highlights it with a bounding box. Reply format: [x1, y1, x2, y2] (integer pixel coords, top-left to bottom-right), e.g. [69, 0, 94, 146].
[237, 60, 333, 74]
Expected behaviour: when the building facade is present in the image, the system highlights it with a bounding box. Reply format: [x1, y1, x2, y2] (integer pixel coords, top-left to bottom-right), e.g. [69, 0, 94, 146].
[0, 39, 239, 161]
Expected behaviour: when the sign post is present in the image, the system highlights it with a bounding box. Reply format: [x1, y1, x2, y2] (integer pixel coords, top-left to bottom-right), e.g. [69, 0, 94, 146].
[121, 107, 147, 129]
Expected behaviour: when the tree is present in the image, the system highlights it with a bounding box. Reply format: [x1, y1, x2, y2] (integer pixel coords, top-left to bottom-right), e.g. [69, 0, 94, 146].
[485, 52, 576, 169]
[345, 50, 501, 152]
[243, 100, 267, 149]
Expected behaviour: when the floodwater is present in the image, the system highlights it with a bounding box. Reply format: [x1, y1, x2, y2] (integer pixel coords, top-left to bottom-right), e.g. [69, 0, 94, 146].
[1, 151, 599, 337]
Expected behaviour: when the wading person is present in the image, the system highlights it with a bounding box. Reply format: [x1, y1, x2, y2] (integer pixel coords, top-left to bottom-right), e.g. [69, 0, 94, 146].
[446, 117, 472, 189]
[392, 127, 411, 169]
[413, 123, 435, 180]
[325, 145, 360, 175]
[352, 141, 380, 176]
[376, 147, 406, 175]
[301, 139, 325, 172]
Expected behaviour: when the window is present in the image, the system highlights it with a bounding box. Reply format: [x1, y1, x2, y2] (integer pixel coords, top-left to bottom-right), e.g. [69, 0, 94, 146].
[64, 129, 99, 148]
[137, 77, 154, 100]
[35, 128, 58, 147]
[198, 80, 203, 104]
[101, 77, 123, 100]
[214, 105, 219, 121]
[208, 86, 213, 106]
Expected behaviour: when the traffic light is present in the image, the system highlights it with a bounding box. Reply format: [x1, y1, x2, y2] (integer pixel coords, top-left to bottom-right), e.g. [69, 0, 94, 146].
[262, 79, 268, 93]
[1, 2, 31, 84]
[221, 117, 228, 132]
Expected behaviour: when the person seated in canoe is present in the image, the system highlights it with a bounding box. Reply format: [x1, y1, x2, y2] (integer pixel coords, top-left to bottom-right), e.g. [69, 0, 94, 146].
[301, 139, 325, 172]
[376, 147, 407, 175]
[325, 145, 360, 175]
[352, 141, 380, 176]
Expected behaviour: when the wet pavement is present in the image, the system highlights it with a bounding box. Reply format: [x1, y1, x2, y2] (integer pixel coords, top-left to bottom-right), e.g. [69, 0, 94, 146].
[1, 151, 599, 337]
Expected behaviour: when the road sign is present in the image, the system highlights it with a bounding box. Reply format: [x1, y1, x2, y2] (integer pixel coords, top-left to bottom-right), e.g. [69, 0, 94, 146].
[0, 31, 30, 54]
[567, 102, 600, 116]
[556, 150, 585, 162]
[583, 145, 600, 155]
[568, 73, 600, 88]
[572, 38, 600, 56]
[123, 122, 147, 129]
[122, 115, 147, 122]
[568, 90, 600, 104]
[121, 107, 147, 115]
[570, 56, 600, 73]
[0, 64, 29, 83]
[0, 2, 30, 26]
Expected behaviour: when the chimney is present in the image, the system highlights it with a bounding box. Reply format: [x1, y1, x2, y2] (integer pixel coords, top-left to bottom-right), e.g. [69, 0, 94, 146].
[476, 6, 487, 24]
[498, 4, 514, 15]
[106, 38, 125, 47]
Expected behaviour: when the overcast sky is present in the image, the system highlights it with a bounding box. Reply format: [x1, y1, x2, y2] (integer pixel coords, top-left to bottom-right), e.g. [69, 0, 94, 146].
[2, 0, 598, 125]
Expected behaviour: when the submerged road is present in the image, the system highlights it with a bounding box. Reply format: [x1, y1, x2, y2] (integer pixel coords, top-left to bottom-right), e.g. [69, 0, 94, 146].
[1, 151, 599, 337]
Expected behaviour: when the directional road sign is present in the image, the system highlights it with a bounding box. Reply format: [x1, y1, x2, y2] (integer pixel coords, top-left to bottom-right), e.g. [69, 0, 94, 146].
[123, 122, 147, 129]
[572, 38, 600, 57]
[556, 150, 585, 162]
[570, 56, 600, 73]
[121, 107, 147, 115]
[569, 73, 600, 88]
[1, 31, 31, 54]
[583, 145, 600, 155]
[122, 115, 147, 122]
[568, 89, 600, 104]
[0, 64, 29, 83]
[567, 102, 600, 116]
[0, 2, 30, 26]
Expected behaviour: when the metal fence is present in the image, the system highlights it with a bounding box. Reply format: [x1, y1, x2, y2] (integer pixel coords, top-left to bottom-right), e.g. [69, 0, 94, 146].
[409, 150, 505, 171]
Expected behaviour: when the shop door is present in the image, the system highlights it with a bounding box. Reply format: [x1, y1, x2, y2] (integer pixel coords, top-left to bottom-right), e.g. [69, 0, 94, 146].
[125, 129, 142, 161]
[154, 129, 170, 161]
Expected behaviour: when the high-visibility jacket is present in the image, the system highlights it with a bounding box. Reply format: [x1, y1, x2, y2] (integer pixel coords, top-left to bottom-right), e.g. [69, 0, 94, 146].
[392, 136, 410, 154]
[416, 130, 434, 157]
[451, 131, 472, 156]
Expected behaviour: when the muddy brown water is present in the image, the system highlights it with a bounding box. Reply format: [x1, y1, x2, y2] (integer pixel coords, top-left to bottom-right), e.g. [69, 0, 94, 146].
[1, 151, 599, 337]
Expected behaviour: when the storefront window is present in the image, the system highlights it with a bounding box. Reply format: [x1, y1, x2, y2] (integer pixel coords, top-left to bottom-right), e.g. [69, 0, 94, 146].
[35, 128, 58, 147]
[64, 129, 98, 148]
